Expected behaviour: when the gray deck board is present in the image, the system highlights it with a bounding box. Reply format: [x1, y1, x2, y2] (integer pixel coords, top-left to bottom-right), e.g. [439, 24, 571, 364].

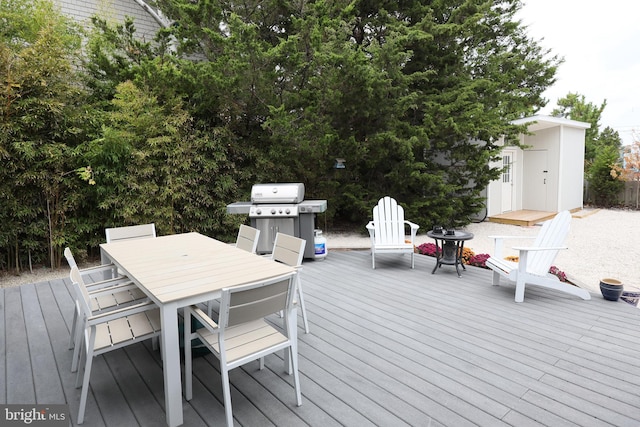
[2, 249, 640, 426]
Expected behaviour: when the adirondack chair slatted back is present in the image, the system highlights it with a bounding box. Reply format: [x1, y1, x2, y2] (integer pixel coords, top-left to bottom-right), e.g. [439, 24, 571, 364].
[373, 197, 407, 245]
[527, 210, 571, 276]
[235, 224, 260, 253]
[105, 223, 156, 243]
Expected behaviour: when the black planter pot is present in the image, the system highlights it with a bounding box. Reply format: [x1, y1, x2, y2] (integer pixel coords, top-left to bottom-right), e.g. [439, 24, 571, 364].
[600, 278, 623, 301]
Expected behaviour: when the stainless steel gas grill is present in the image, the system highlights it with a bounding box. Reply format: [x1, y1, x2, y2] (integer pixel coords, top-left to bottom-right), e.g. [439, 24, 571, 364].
[226, 183, 327, 258]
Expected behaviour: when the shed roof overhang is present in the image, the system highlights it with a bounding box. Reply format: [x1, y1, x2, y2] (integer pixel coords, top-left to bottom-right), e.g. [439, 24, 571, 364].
[511, 115, 591, 132]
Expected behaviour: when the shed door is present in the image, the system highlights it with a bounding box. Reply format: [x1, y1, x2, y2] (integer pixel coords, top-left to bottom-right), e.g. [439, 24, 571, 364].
[523, 149, 549, 210]
[501, 150, 515, 212]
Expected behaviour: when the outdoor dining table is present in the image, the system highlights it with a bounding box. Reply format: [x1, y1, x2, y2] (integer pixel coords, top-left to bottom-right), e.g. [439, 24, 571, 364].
[100, 232, 296, 427]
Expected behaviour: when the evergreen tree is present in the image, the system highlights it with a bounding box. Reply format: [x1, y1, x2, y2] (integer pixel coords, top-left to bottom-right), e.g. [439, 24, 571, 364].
[551, 92, 622, 170]
[156, 0, 560, 227]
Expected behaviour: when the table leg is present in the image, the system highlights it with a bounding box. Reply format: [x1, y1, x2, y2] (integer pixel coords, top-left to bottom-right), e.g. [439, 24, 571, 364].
[285, 306, 298, 374]
[160, 303, 183, 427]
[459, 242, 467, 271]
[453, 241, 459, 277]
[431, 239, 441, 274]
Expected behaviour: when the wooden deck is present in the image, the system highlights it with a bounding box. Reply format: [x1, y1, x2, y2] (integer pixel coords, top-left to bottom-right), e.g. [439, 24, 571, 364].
[488, 210, 558, 226]
[2, 249, 640, 426]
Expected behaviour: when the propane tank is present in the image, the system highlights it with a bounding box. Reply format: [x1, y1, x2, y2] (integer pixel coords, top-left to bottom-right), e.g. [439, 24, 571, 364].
[314, 229, 327, 260]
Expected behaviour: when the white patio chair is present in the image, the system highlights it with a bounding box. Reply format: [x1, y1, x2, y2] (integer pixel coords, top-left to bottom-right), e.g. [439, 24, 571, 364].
[105, 223, 156, 243]
[366, 196, 420, 269]
[207, 225, 261, 317]
[64, 247, 148, 356]
[69, 266, 160, 424]
[270, 233, 309, 333]
[104, 223, 156, 278]
[486, 210, 591, 302]
[184, 273, 301, 427]
[235, 224, 260, 253]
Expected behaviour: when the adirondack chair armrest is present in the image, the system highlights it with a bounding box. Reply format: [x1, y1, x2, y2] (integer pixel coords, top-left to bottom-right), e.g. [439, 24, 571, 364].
[87, 300, 157, 325]
[366, 221, 376, 244]
[488, 235, 536, 259]
[488, 235, 536, 241]
[187, 305, 219, 332]
[406, 221, 419, 241]
[511, 246, 568, 252]
[511, 246, 568, 274]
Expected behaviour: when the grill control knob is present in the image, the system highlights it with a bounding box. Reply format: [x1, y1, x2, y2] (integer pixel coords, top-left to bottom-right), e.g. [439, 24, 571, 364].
[271, 208, 276, 215]
[255, 209, 261, 215]
[285, 208, 291, 214]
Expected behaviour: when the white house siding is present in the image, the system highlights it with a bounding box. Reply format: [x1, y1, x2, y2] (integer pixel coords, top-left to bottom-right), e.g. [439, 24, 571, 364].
[54, 0, 162, 42]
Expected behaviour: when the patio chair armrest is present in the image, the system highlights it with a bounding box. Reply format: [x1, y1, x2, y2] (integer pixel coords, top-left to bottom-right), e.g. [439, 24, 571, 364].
[85, 276, 131, 291]
[78, 263, 118, 276]
[87, 300, 157, 324]
[187, 305, 219, 332]
[87, 282, 139, 298]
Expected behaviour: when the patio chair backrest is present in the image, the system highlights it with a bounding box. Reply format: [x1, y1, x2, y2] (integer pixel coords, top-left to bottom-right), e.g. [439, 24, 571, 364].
[69, 266, 93, 321]
[235, 224, 260, 253]
[271, 233, 305, 268]
[64, 247, 78, 269]
[105, 223, 156, 243]
[219, 275, 295, 329]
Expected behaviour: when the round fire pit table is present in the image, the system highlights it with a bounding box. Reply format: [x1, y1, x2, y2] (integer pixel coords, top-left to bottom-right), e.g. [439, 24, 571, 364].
[427, 230, 474, 277]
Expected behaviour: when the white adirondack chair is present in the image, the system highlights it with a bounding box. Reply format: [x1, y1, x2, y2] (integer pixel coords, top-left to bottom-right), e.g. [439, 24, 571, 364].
[486, 210, 591, 303]
[366, 196, 419, 269]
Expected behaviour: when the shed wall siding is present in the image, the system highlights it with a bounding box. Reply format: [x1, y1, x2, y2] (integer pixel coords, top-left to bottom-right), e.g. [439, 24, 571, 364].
[558, 126, 586, 211]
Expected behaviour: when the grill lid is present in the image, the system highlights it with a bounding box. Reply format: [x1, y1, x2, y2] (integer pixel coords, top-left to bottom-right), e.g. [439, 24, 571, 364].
[251, 183, 305, 204]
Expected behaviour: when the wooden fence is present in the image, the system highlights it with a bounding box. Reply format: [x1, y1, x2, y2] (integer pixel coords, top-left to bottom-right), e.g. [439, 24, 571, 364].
[584, 181, 640, 208]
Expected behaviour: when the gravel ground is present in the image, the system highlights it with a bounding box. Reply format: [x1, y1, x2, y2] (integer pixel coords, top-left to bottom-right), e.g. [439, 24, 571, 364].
[2, 208, 639, 295]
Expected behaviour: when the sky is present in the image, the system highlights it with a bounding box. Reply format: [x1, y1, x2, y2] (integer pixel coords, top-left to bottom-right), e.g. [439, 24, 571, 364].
[518, 0, 640, 146]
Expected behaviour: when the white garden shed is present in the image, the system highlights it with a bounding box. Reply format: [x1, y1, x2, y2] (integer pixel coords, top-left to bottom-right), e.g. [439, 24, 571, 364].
[485, 115, 590, 217]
